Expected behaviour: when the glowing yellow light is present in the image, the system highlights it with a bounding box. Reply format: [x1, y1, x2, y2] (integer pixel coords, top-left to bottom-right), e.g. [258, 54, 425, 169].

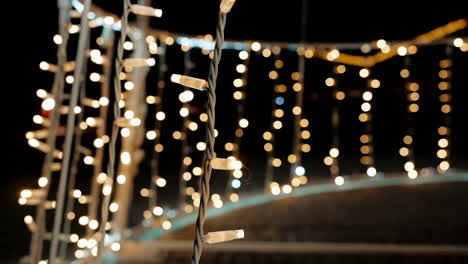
[282, 184, 292, 194]
[327, 49, 340, 61]
[438, 138, 449, 148]
[90, 72, 101, 82]
[41, 98, 55, 111]
[236, 64, 246, 73]
[251, 42, 261, 51]
[239, 118, 249, 128]
[273, 120, 282, 130]
[84, 156, 94, 165]
[146, 130, 157, 140]
[229, 193, 239, 202]
[370, 79, 380, 88]
[397, 46, 408, 56]
[301, 130, 310, 139]
[263, 131, 272, 141]
[155, 144, 164, 152]
[102, 183, 112, 196]
[408, 104, 419, 113]
[152, 206, 164, 216]
[271, 184, 281, 195]
[408, 170, 418, 179]
[361, 102, 371, 112]
[304, 48, 314, 58]
[291, 177, 301, 187]
[329, 148, 339, 158]
[140, 188, 150, 197]
[359, 68, 369, 78]
[325, 77, 335, 87]
[193, 167, 202, 176]
[408, 45, 418, 54]
[439, 161, 450, 171]
[293, 83, 302, 92]
[121, 128, 130, 138]
[438, 82, 449, 90]
[274, 109, 284, 118]
[360, 145, 370, 154]
[362, 91, 373, 101]
[336, 91, 345, 100]
[264, 143, 273, 152]
[287, 154, 297, 163]
[66, 75, 74, 84]
[453, 37, 463, 47]
[121, 152, 131, 165]
[268, 71, 278, 80]
[301, 144, 311, 153]
[233, 91, 243, 100]
[409, 92, 420, 101]
[441, 104, 451, 113]
[300, 119, 309, 128]
[38, 177, 48, 187]
[124, 81, 134, 91]
[109, 202, 119, 213]
[111, 242, 121, 252]
[376, 39, 386, 49]
[156, 111, 166, 121]
[334, 176, 344, 186]
[437, 149, 448, 159]
[399, 147, 409, 157]
[162, 220, 172, 230]
[233, 169, 243, 178]
[292, 106, 302, 115]
[400, 69, 410, 78]
[199, 113, 208, 122]
[439, 94, 450, 103]
[78, 216, 89, 226]
[272, 158, 282, 167]
[97, 173, 107, 184]
[224, 142, 234, 151]
[262, 48, 271, 57]
[404, 161, 415, 171]
[439, 70, 449, 79]
[239, 51, 249, 60]
[438, 126, 448, 135]
[196, 142, 206, 151]
[409, 83, 419, 91]
[88, 220, 99, 230]
[403, 135, 413, 145]
[116, 174, 126, 184]
[366, 167, 377, 177]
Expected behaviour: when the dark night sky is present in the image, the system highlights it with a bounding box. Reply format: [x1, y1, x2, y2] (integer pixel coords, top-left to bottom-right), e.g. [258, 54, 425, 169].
[1, 0, 467, 262]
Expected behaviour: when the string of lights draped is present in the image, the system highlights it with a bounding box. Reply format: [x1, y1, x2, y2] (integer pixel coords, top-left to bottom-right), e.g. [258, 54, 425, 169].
[358, 67, 379, 178]
[399, 55, 419, 179]
[25, 5, 69, 264]
[324, 64, 346, 185]
[224, 49, 250, 202]
[145, 41, 167, 222]
[263, 48, 286, 195]
[436, 45, 454, 174]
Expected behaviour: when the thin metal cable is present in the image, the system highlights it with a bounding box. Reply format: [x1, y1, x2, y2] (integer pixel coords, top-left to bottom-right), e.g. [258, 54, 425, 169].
[30, 1, 71, 262]
[96, 0, 129, 262]
[149, 42, 167, 218]
[191, 10, 227, 264]
[49, 0, 92, 262]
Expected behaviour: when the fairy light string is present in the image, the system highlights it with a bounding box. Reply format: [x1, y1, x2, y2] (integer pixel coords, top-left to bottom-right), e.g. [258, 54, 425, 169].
[224, 50, 250, 201]
[49, 0, 92, 262]
[28, 1, 73, 262]
[436, 45, 454, 173]
[263, 48, 285, 194]
[399, 55, 419, 179]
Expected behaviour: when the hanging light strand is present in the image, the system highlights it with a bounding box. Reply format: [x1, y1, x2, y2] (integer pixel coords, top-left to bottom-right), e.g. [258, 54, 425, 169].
[191, 1, 237, 263]
[358, 67, 378, 177]
[400, 56, 419, 179]
[224, 50, 250, 200]
[264, 49, 284, 194]
[436, 45, 454, 173]
[29, 0, 73, 262]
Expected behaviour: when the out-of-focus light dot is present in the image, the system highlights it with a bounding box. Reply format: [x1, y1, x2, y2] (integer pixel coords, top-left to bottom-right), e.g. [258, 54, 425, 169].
[152, 206, 164, 216]
[438, 138, 449, 148]
[213, 199, 223, 208]
[121, 128, 130, 138]
[376, 39, 386, 49]
[93, 138, 104, 148]
[88, 220, 99, 230]
[262, 48, 271, 57]
[231, 179, 241, 189]
[123, 41, 134, 50]
[400, 69, 410, 78]
[156, 111, 166, 121]
[300, 119, 309, 128]
[334, 176, 344, 186]
[236, 64, 246, 73]
[66, 75, 74, 84]
[38, 177, 48, 187]
[408, 104, 419, 113]
[121, 152, 131, 165]
[329, 148, 339, 158]
[336, 91, 345, 100]
[90, 72, 101, 82]
[239, 118, 249, 128]
[116, 174, 126, 184]
[263, 131, 272, 141]
[230, 193, 239, 202]
[199, 113, 208, 122]
[124, 81, 134, 91]
[295, 166, 305, 176]
[109, 202, 119, 213]
[162, 220, 172, 230]
[192, 167, 202, 176]
[439, 161, 450, 171]
[282, 184, 292, 194]
[111, 242, 121, 252]
[53, 34, 63, 45]
[301, 143, 311, 153]
[41, 98, 55, 111]
[326, 49, 340, 61]
[437, 149, 448, 159]
[274, 109, 284, 118]
[367, 167, 377, 177]
[272, 158, 282, 167]
[146, 130, 157, 140]
[239, 51, 249, 60]
[156, 177, 167, 187]
[178, 90, 194, 103]
[397, 46, 408, 56]
[196, 142, 206, 151]
[399, 147, 409, 157]
[325, 77, 335, 87]
[251, 42, 261, 52]
[291, 177, 301, 187]
[233, 169, 243, 178]
[359, 68, 370, 78]
[99, 97, 109, 106]
[453, 37, 464, 48]
[182, 172, 192, 181]
[362, 91, 373, 101]
[361, 102, 371, 112]
[78, 216, 89, 226]
[370, 79, 381, 88]
[273, 120, 282, 130]
[84, 156, 94, 165]
[268, 71, 278, 80]
[264, 143, 273, 152]
[179, 107, 189, 117]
